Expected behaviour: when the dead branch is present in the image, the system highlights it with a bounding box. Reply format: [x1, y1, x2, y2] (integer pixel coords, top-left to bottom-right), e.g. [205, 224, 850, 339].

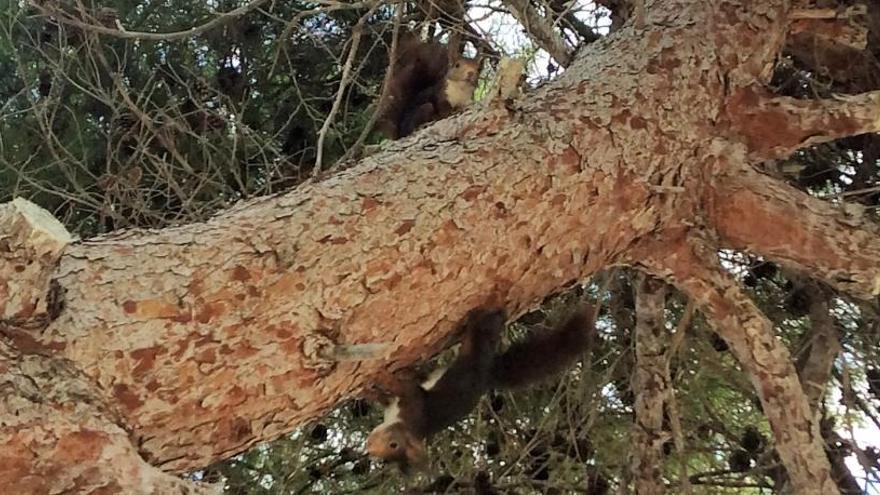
[502, 0, 573, 67]
[315, 8, 376, 173]
[29, 0, 271, 41]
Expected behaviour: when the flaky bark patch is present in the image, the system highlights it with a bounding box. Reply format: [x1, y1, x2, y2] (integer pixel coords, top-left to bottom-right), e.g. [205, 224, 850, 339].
[5, 2, 878, 493]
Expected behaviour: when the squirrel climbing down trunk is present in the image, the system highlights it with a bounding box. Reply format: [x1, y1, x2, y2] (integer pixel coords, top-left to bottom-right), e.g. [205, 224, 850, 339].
[377, 31, 482, 139]
[366, 306, 596, 470]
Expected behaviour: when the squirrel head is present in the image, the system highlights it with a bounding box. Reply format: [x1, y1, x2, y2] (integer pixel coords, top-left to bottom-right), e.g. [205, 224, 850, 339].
[447, 57, 481, 84]
[366, 421, 428, 471]
[444, 57, 481, 108]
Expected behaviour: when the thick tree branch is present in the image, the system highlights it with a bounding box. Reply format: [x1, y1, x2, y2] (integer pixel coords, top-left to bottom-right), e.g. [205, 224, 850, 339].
[35, 115, 657, 472]
[784, 32, 874, 90]
[0, 338, 219, 494]
[791, 284, 864, 493]
[5, 8, 709, 468]
[789, 7, 867, 50]
[632, 233, 838, 495]
[502, 0, 573, 67]
[725, 87, 880, 160]
[0, 198, 71, 321]
[714, 1, 789, 85]
[630, 275, 669, 495]
[707, 165, 880, 300]
[9, 0, 870, 485]
[795, 283, 839, 409]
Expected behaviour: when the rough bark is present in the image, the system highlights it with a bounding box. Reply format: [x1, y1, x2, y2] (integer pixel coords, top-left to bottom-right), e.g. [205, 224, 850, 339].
[724, 89, 880, 161]
[709, 165, 880, 300]
[2, 0, 878, 492]
[796, 283, 839, 409]
[0, 338, 218, 494]
[632, 234, 839, 494]
[0, 198, 71, 320]
[630, 275, 669, 495]
[793, 286, 864, 494]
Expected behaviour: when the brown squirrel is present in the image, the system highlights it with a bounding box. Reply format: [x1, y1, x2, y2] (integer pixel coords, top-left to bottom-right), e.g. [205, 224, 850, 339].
[365, 306, 596, 470]
[377, 32, 482, 139]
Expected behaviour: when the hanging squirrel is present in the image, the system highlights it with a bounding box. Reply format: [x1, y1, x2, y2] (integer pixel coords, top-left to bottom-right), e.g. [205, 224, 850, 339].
[377, 31, 482, 139]
[365, 306, 596, 470]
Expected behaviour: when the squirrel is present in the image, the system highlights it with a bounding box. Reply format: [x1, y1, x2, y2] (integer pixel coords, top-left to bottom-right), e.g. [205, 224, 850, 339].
[365, 306, 596, 470]
[377, 32, 482, 140]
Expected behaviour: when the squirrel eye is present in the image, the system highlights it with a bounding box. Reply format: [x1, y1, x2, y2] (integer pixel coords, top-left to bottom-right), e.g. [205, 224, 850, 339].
[389, 441, 399, 449]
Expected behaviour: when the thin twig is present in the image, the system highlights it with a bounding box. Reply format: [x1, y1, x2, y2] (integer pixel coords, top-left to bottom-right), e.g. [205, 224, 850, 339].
[29, 0, 271, 41]
[335, 11, 404, 167]
[314, 4, 379, 173]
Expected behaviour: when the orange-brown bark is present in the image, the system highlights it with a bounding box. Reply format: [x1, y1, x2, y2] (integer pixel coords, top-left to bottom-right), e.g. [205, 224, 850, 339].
[3, 0, 879, 493]
[708, 166, 880, 300]
[724, 88, 880, 160]
[0, 338, 218, 494]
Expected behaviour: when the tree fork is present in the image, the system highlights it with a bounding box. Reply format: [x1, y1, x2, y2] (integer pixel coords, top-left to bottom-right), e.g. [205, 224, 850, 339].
[2, 0, 878, 493]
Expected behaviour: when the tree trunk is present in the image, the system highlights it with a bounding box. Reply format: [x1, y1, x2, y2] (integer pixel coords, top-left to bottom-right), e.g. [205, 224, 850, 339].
[3, 0, 878, 493]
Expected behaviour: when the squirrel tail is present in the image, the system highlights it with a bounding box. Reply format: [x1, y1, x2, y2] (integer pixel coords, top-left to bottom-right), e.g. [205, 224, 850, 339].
[376, 62, 415, 139]
[490, 307, 596, 390]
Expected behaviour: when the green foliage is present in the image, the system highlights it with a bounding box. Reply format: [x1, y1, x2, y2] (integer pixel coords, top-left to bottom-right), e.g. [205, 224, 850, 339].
[1, 1, 879, 493]
[193, 262, 880, 494]
[0, 0, 392, 236]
